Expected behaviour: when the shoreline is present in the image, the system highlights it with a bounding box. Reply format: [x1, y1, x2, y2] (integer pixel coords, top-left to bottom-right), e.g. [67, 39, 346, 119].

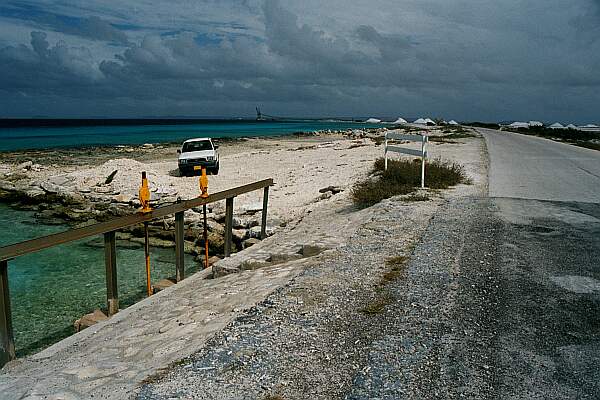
[0, 127, 392, 255]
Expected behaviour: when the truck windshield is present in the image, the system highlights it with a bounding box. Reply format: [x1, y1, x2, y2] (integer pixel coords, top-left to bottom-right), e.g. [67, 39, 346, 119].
[182, 141, 212, 153]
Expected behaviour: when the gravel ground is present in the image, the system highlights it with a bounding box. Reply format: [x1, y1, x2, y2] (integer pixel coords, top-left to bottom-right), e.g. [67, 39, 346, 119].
[138, 196, 600, 399]
[347, 197, 502, 399]
[136, 195, 440, 399]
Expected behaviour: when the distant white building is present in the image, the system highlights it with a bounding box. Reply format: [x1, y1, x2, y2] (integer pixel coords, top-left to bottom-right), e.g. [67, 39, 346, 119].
[509, 122, 530, 129]
[413, 118, 428, 125]
[448, 120, 459, 125]
[549, 122, 564, 129]
[365, 118, 381, 123]
[392, 117, 407, 124]
[566, 124, 578, 130]
[528, 121, 543, 127]
[578, 124, 600, 132]
[424, 118, 436, 125]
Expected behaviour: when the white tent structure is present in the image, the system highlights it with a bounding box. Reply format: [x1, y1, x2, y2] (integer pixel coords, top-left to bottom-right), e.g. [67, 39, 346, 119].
[392, 117, 407, 124]
[365, 118, 381, 123]
[448, 120, 459, 125]
[566, 124, 578, 130]
[549, 122, 564, 129]
[528, 121, 543, 127]
[509, 122, 530, 129]
[424, 118, 436, 125]
[413, 118, 428, 125]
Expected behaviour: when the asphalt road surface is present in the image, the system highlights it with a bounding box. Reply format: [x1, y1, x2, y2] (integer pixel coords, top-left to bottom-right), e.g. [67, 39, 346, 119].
[483, 128, 600, 203]
[347, 129, 600, 398]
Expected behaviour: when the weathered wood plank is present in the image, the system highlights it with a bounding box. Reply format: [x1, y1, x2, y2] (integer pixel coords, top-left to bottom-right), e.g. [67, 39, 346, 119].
[385, 133, 428, 142]
[386, 146, 427, 158]
[0, 260, 15, 368]
[104, 232, 118, 316]
[224, 197, 234, 257]
[261, 186, 269, 240]
[174, 211, 185, 282]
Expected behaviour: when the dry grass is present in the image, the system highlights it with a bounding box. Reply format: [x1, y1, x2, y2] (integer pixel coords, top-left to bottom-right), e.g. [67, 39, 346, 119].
[359, 292, 395, 315]
[429, 132, 477, 142]
[381, 255, 409, 283]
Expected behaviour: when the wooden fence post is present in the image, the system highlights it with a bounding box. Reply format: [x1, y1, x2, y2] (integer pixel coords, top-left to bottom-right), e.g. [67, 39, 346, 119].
[261, 186, 269, 239]
[174, 212, 185, 282]
[0, 260, 15, 368]
[224, 197, 234, 257]
[104, 232, 119, 316]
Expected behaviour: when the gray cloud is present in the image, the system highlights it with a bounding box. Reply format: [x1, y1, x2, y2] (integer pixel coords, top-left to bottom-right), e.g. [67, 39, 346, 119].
[64, 16, 129, 44]
[0, 0, 599, 122]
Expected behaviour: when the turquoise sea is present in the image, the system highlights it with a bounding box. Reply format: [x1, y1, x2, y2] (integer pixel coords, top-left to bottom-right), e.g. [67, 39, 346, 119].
[0, 120, 385, 151]
[1, 120, 390, 356]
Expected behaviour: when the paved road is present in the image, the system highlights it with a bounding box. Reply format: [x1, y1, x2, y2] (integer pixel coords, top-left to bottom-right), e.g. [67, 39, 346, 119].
[481, 128, 600, 202]
[349, 130, 600, 398]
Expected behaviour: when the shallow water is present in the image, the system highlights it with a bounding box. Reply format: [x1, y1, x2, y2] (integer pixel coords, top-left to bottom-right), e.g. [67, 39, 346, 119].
[0, 203, 197, 356]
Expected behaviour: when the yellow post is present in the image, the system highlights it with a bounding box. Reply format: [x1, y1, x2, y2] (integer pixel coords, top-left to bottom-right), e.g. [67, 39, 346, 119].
[139, 171, 152, 213]
[195, 166, 209, 199]
[194, 166, 210, 268]
[139, 172, 153, 296]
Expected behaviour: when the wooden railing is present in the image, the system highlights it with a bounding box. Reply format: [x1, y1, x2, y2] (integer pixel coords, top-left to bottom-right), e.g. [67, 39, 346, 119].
[0, 178, 273, 367]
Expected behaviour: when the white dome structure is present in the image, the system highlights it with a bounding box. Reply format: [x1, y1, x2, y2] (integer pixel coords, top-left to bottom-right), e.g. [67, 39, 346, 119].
[448, 120, 459, 125]
[413, 118, 428, 125]
[393, 117, 408, 124]
[365, 118, 381, 123]
[549, 122, 564, 129]
[424, 118, 436, 125]
[566, 124, 577, 130]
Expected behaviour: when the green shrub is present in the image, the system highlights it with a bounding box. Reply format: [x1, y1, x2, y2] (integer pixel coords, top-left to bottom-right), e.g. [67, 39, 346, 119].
[351, 158, 470, 207]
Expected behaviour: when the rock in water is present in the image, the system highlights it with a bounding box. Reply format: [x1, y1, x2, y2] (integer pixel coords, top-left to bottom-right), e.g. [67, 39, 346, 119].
[74, 309, 108, 332]
[243, 238, 261, 249]
[153, 278, 176, 293]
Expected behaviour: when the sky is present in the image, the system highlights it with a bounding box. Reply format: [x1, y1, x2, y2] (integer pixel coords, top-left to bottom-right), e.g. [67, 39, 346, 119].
[0, 0, 599, 123]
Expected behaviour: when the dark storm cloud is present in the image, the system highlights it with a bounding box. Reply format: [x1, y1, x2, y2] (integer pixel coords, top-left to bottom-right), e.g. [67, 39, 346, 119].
[0, 0, 599, 121]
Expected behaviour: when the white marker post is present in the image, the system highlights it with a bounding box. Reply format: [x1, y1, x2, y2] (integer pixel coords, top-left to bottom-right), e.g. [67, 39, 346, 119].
[384, 131, 429, 188]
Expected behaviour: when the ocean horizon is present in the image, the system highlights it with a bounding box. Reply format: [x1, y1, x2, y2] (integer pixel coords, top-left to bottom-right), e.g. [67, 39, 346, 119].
[0, 119, 388, 152]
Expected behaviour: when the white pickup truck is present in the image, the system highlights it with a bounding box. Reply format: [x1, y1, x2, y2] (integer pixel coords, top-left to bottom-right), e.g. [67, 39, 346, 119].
[177, 138, 219, 176]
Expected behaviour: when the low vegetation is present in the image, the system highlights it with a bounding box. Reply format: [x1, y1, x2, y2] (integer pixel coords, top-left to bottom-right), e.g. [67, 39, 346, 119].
[381, 255, 409, 283]
[506, 126, 600, 151]
[351, 157, 470, 207]
[429, 132, 477, 142]
[359, 292, 395, 315]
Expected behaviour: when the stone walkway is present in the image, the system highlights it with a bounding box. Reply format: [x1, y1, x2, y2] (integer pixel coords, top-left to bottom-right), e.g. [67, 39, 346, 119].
[0, 194, 370, 399]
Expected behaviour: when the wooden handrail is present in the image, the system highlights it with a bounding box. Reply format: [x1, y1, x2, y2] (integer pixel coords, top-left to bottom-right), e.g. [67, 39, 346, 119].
[0, 178, 273, 262]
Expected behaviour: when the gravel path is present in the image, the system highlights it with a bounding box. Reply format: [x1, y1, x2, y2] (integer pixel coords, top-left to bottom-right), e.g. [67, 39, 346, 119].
[137, 196, 440, 399]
